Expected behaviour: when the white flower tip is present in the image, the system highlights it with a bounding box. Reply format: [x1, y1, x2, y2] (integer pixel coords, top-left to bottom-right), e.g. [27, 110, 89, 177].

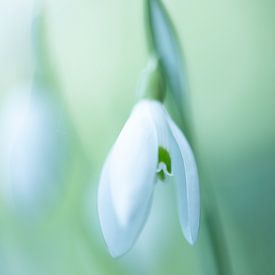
[181, 206, 200, 245]
[180, 203, 200, 246]
[185, 229, 199, 246]
[108, 244, 130, 259]
[109, 249, 120, 258]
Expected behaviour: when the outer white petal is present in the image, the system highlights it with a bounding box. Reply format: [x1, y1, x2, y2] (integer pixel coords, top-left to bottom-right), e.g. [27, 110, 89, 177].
[97, 100, 158, 257]
[143, 100, 173, 152]
[98, 155, 154, 258]
[167, 115, 200, 245]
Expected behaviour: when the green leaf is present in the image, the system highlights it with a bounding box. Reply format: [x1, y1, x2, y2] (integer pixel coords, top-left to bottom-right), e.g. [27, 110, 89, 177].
[146, 0, 188, 117]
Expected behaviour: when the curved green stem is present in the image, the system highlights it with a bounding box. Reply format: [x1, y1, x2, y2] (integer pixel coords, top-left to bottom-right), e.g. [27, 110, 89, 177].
[138, 56, 166, 102]
[184, 117, 232, 275]
[31, 1, 57, 92]
[145, 0, 233, 274]
[203, 190, 233, 275]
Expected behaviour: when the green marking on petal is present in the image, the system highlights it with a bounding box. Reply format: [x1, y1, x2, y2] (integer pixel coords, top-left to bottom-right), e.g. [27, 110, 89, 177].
[158, 146, 172, 173]
[157, 146, 172, 181]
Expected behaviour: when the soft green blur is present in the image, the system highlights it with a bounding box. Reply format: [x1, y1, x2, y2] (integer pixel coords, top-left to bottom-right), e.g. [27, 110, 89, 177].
[0, 0, 274, 274]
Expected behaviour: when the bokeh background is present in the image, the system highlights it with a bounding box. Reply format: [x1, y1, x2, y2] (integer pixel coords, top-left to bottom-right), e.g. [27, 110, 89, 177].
[0, 0, 274, 274]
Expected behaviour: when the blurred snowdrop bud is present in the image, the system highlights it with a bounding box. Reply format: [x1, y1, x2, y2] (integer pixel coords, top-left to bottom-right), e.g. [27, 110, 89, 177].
[98, 99, 200, 257]
[0, 86, 67, 220]
[0, 1, 70, 221]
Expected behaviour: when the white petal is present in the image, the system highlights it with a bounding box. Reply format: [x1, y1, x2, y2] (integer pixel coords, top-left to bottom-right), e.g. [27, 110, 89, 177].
[109, 101, 158, 226]
[98, 155, 153, 258]
[142, 100, 172, 151]
[167, 116, 200, 244]
[98, 100, 158, 257]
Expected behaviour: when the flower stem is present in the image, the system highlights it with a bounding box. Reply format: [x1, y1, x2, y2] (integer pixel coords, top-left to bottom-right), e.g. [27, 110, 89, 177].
[31, 1, 57, 91]
[138, 56, 166, 102]
[203, 191, 233, 275]
[144, 0, 232, 272]
[184, 123, 233, 275]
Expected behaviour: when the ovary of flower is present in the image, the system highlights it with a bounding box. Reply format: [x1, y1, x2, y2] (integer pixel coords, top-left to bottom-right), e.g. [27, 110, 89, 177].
[98, 99, 200, 258]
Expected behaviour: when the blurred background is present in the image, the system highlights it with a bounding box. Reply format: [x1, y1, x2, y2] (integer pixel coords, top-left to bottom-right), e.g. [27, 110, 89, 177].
[0, 0, 274, 274]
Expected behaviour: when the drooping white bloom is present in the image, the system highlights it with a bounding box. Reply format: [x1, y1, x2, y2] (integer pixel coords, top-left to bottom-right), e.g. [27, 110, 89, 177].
[98, 99, 200, 258]
[0, 87, 67, 220]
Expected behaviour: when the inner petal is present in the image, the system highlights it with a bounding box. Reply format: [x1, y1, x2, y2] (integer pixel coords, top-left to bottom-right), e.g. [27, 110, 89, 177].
[156, 146, 173, 181]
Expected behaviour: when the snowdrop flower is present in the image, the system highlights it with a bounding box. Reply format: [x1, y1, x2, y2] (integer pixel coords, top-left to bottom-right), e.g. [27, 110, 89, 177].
[0, 2, 69, 220]
[0, 87, 67, 220]
[98, 99, 200, 257]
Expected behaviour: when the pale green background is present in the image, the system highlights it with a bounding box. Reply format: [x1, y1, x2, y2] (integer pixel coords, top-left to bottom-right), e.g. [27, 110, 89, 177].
[0, 0, 274, 274]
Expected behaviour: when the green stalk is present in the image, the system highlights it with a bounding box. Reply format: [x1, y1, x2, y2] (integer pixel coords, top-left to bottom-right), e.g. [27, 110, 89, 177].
[139, 56, 166, 102]
[31, 1, 57, 93]
[145, 0, 233, 274]
[176, 51, 233, 275]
